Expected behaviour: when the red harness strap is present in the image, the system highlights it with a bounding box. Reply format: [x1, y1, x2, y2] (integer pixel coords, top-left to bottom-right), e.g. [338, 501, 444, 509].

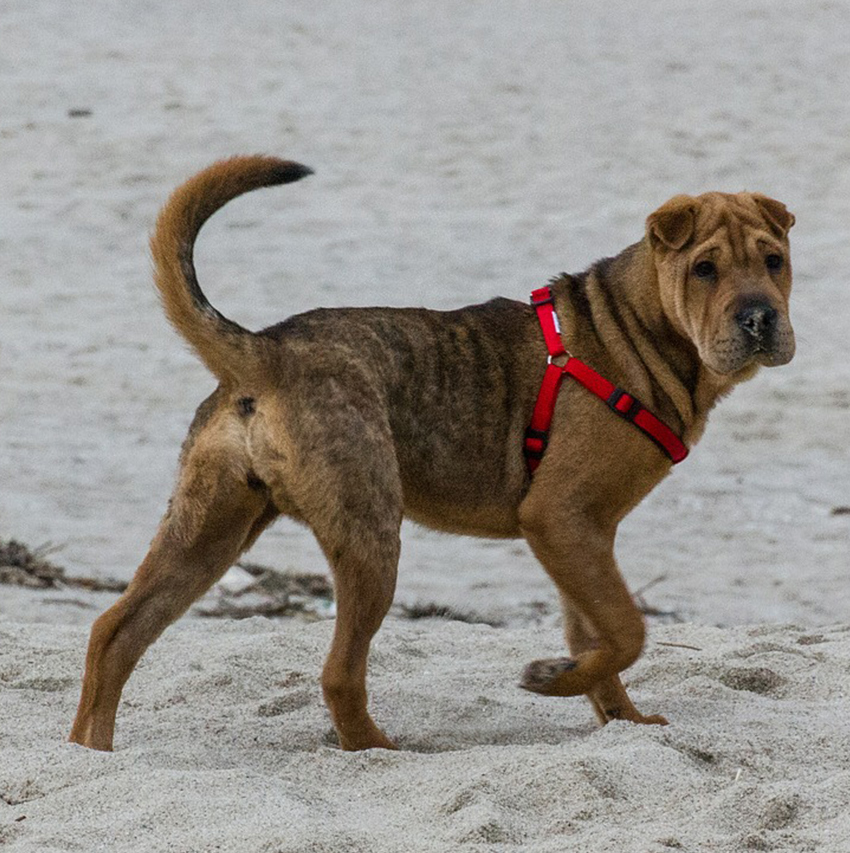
[523, 286, 689, 473]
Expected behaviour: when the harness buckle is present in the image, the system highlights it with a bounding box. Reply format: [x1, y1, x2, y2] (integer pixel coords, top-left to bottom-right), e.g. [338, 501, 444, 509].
[530, 291, 555, 308]
[607, 388, 643, 422]
[523, 427, 549, 460]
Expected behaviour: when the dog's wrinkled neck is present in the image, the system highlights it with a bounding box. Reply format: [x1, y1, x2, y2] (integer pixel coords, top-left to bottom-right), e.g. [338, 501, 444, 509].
[554, 240, 747, 447]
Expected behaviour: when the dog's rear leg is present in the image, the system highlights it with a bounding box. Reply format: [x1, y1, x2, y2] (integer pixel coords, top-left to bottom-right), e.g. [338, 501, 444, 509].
[274, 420, 402, 751]
[304, 471, 401, 751]
[318, 529, 400, 752]
[70, 440, 275, 751]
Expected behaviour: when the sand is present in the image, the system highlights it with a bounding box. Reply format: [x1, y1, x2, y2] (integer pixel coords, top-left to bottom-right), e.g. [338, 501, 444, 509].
[3, 619, 850, 852]
[1, 0, 849, 850]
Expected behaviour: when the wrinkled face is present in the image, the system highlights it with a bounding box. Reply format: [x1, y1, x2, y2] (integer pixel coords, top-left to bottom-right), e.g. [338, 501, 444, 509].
[647, 192, 795, 376]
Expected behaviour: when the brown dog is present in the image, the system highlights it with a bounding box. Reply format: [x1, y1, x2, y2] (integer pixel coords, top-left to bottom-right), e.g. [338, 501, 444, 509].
[69, 156, 795, 751]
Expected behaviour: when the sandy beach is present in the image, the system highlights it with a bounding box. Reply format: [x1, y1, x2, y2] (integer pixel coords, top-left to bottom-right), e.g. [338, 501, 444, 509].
[1, 1, 849, 850]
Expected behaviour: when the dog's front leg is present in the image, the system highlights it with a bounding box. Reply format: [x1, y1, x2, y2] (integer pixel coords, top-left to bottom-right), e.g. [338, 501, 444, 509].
[558, 597, 667, 725]
[517, 497, 664, 725]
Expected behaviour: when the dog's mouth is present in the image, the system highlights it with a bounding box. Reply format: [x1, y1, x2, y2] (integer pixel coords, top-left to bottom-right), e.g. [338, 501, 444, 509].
[703, 325, 795, 375]
[745, 320, 795, 368]
[701, 297, 796, 374]
[752, 339, 795, 367]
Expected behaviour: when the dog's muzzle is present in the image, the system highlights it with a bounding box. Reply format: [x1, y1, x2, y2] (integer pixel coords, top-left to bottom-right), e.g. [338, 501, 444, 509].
[732, 298, 794, 367]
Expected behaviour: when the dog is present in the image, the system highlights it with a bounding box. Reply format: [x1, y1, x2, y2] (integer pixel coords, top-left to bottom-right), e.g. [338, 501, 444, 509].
[69, 156, 795, 751]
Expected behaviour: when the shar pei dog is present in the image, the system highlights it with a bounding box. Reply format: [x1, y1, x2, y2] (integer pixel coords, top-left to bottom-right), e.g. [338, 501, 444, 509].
[70, 157, 794, 751]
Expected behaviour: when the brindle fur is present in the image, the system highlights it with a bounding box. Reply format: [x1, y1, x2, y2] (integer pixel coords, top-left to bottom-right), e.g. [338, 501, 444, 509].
[70, 156, 795, 751]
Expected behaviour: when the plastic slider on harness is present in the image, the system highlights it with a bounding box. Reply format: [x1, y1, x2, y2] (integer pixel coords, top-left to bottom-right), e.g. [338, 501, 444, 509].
[522, 427, 548, 461]
[607, 388, 642, 422]
[523, 285, 689, 474]
[531, 290, 558, 310]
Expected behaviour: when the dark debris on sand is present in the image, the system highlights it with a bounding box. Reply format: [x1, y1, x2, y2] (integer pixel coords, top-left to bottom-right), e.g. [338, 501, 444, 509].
[0, 538, 127, 592]
[2, 538, 680, 626]
[194, 561, 336, 620]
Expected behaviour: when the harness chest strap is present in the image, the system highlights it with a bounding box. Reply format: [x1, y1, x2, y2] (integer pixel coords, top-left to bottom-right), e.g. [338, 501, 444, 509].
[523, 286, 689, 474]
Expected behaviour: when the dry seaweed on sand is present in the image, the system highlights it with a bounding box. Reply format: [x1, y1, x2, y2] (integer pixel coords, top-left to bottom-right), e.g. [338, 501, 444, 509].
[0, 539, 69, 589]
[0, 538, 126, 592]
[395, 602, 504, 627]
[193, 562, 336, 620]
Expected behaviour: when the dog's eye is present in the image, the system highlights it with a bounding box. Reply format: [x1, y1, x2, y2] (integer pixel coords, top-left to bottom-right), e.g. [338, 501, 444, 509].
[765, 254, 784, 272]
[692, 260, 717, 279]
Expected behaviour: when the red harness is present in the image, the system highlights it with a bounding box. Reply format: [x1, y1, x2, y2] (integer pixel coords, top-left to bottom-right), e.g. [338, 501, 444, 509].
[523, 285, 689, 474]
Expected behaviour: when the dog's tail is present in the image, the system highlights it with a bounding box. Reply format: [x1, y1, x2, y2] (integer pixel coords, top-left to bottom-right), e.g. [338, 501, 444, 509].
[150, 155, 313, 385]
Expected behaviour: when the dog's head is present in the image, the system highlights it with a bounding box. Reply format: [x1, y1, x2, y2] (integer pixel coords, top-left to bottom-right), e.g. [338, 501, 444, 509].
[646, 192, 795, 376]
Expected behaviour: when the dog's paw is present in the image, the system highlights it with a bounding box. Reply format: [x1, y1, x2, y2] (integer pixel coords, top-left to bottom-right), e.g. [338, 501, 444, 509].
[601, 707, 669, 726]
[519, 657, 578, 695]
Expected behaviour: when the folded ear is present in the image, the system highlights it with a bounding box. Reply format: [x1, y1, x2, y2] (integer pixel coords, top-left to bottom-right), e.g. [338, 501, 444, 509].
[646, 195, 698, 250]
[752, 194, 795, 238]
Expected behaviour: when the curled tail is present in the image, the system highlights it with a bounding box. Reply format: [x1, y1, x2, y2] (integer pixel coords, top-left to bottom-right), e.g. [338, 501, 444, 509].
[150, 155, 313, 385]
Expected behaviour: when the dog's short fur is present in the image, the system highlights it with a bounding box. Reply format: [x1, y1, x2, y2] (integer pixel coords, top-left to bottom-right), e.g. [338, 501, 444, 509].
[70, 157, 795, 751]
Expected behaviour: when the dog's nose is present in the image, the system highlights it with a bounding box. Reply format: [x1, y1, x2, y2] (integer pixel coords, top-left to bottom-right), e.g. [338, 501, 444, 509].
[736, 303, 778, 339]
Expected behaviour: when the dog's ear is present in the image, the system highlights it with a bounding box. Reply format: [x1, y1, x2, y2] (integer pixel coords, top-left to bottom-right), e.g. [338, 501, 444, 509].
[751, 194, 795, 238]
[646, 195, 698, 250]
